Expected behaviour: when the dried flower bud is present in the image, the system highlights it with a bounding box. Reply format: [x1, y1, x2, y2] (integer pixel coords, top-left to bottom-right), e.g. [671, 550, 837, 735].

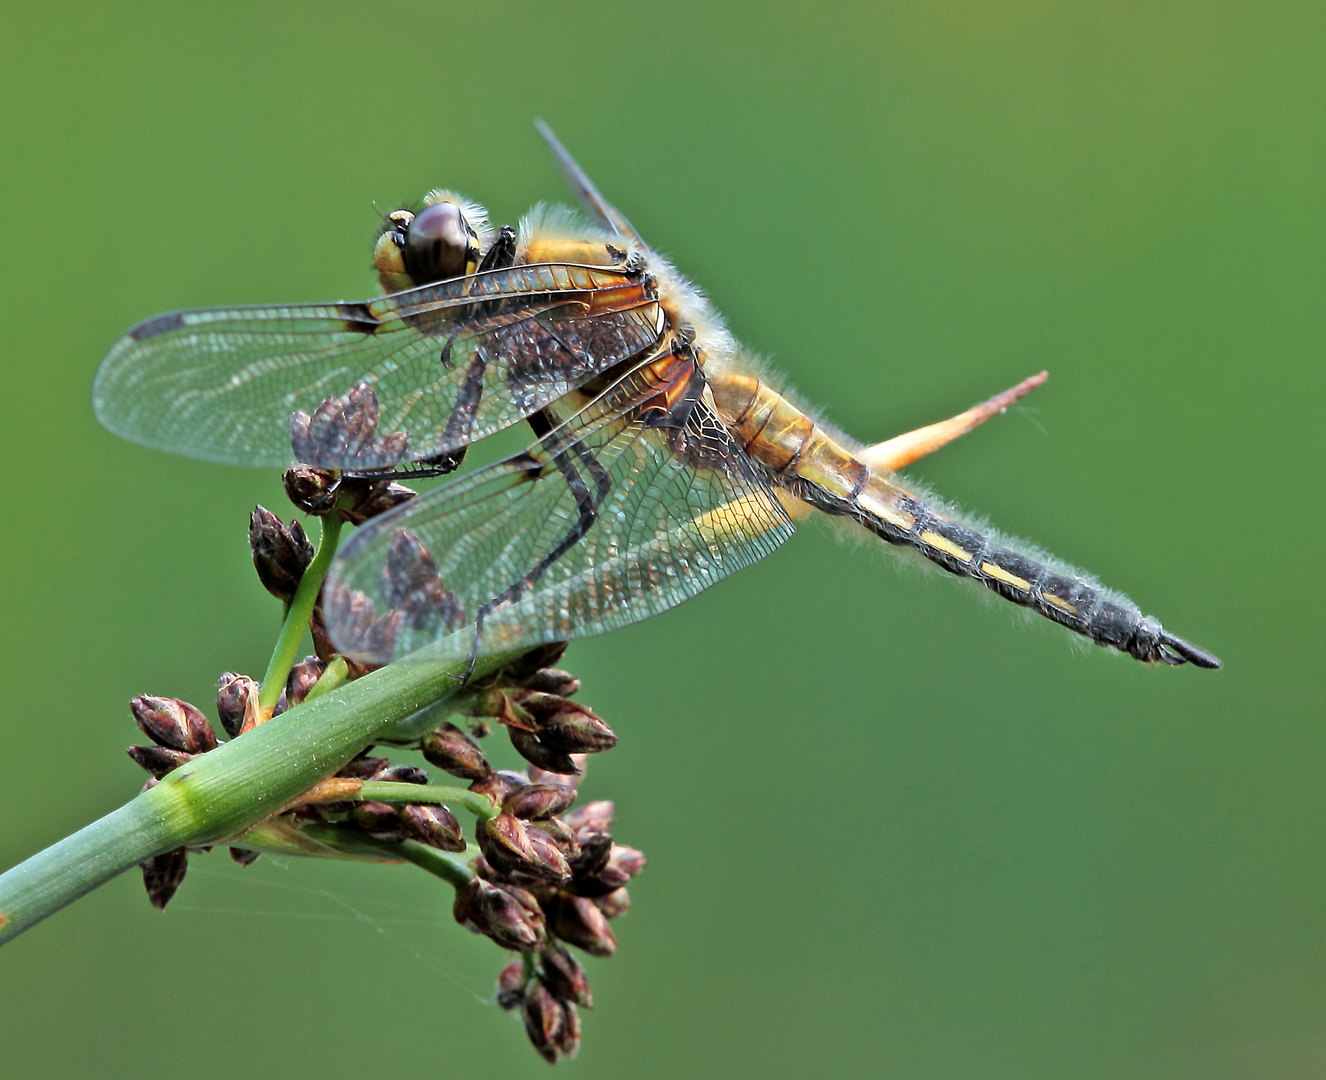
[569, 832, 613, 880]
[126, 744, 195, 780]
[130, 695, 217, 753]
[527, 761, 584, 790]
[521, 981, 568, 1064]
[377, 530, 466, 638]
[229, 847, 260, 866]
[556, 1000, 582, 1061]
[314, 579, 400, 673]
[283, 464, 340, 516]
[421, 723, 491, 780]
[350, 800, 409, 840]
[496, 960, 527, 1011]
[503, 782, 577, 821]
[529, 818, 580, 862]
[480, 811, 537, 866]
[401, 803, 465, 852]
[216, 672, 259, 739]
[336, 751, 390, 780]
[570, 844, 641, 899]
[520, 669, 581, 697]
[523, 828, 573, 881]
[285, 656, 327, 707]
[540, 943, 593, 1008]
[562, 800, 614, 836]
[508, 727, 580, 776]
[341, 481, 416, 526]
[469, 769, 527, 805]
[141, 847, 188, 910]
[378, 764, 428, 785]
[453, 877, 547, 952]
[520, 696, 616, 754]
[609, 845, 646, 880]
[594, 888, 630, 920]
[550, 893, 617, 956]
[289, 383, 409, 472]
[249, 506, 314, 601]
[498, 641, 569, 683]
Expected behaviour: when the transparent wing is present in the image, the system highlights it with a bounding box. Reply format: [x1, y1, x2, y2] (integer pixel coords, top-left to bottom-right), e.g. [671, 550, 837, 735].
[324, 353, 796, 665]
[93, 262, 663, 469]
[535, 119, 642, 243]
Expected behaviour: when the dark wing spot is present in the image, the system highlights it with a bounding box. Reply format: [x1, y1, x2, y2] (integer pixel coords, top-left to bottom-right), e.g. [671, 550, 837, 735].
[128, 311, 185, 341]
[336, 301, 381, 334]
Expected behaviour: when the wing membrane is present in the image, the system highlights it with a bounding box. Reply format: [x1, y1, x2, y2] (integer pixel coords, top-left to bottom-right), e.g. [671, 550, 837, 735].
[325, 357, 796, 665]
[93, 263, 663, 468]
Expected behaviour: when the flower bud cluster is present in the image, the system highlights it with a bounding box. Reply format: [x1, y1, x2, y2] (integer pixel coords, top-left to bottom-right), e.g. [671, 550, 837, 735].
[119, 471, 648, 1064]
[124, 693, 226, 907]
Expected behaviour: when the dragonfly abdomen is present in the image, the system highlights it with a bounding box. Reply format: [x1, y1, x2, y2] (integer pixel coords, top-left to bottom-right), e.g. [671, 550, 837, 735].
[709, 371, 1219, 668]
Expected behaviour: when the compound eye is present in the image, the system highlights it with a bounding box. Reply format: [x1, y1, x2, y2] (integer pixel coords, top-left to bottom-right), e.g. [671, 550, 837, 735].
[402, 201, 476, 284]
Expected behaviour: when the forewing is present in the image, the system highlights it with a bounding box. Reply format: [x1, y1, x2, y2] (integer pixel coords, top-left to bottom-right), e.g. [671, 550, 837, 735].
[93, 263, 663, 468]
[324, 363, 796, 665]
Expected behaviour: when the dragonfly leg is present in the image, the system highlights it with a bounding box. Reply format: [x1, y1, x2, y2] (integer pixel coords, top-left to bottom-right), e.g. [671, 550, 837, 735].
[858, 371, 1047, 473]
[465, 424, 613, 678]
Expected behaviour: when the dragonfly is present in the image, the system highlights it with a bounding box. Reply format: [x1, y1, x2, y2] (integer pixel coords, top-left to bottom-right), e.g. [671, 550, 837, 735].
[93, 122, 1219, 674]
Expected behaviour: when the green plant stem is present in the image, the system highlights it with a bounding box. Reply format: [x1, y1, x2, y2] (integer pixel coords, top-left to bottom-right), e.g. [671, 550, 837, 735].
[354, 782, 498, 821]
[259, 513, 342, 713]
[0, 648, 518, 947]
[292, 823, 476, 889]
[231, 821, 477, 889]
[303, 656, 349, 702]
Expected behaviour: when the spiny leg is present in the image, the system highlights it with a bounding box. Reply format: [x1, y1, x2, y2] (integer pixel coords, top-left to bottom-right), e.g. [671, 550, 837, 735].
[460, 411, 613, 680]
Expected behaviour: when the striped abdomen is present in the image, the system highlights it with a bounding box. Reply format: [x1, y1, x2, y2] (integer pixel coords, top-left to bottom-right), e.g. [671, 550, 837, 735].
[709, 371, 1218, 668]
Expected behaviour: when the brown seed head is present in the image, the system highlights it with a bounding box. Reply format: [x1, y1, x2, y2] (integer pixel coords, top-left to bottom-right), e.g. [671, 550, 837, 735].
[539, 943, 593, 1008]
[126, 744, 195, 780]
[468, 769, 527, 805]
[421, 723, 491, 780]
[401, 803, 465, 852]
[229, 847, 260, 866]
[378, 763, 428, 785]
[527, 698, 617, 754]
[521, 980, 567, 1063]
[562, 800, 614, 836]
[248, 505, 314, 601]
[508, 727, 581, 776]
[289, 382, 409, 472]
[216, 672, 259, 739]
[503, 782, 578, 821]
[335, 750, 390, 780]
[342, 481, 416, 526]
[285, 655, 327, 706]
[568, 832, 612, 881]
[594, 888, 630, 920]
[453, 877, 547, 952]
[130, 695, 217, 753]
[496, 960, 527, 1011]
[379, 529, 464, 628]
[283, 464, 340, 516]
[314, 579, 400, 672]
[349, 800, 409, 840]
[520, 668, 581, 697]
[550, 893, 617, 957]
[498, 641, 569, 683]
[141, 847, 189, 910]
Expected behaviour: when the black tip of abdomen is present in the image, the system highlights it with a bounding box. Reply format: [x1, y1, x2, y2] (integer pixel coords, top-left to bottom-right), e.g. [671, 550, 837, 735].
[1158, 631, 1222, 669]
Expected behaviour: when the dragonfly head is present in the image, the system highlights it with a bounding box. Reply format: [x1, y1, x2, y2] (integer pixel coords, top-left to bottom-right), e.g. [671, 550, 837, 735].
[373, 190, 492, 294]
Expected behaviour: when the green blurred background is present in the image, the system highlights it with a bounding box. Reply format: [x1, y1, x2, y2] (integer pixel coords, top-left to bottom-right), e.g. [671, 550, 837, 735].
[1, 2, 1321, 1076]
